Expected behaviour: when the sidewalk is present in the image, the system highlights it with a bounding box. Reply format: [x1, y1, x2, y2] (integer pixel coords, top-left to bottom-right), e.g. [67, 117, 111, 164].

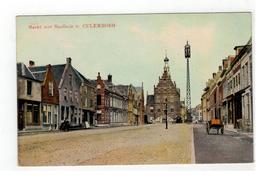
[224, 125, 253, 139]
[18, 124, 152, 136]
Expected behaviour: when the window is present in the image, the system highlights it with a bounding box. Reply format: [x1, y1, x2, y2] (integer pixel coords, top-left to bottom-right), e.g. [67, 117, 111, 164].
[66, 107, 69, 119]
[85, 98, 88, 107]
[48, 82, 53, 96]
[33, 105, 39, 124]
[75, 92, 78, 103]
[69, 90, 73, 102]
[26, 104, 33, 124]
[43, 111, 47, 123]
[245, 62, 248, 85]
[150, 109, 154, 113]
[27, 104, 32, 112]
[157, 109, 160, 112]
[97, 95, 101, 105]
[171, 108, 174, 112]
[238, 73, 240, 85]
[64, 88, 67, 101]
[27, 80, 32, 95]
[48, 111, 51, 124]
[43, 105, 47, 123]
[69, 74, 72, 86]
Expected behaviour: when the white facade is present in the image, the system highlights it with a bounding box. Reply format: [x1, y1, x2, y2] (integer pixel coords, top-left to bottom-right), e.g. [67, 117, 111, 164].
[241, 50, 253, 131]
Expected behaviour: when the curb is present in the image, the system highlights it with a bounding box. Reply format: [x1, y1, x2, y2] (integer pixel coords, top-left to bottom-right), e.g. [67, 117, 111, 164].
[191, 125, 196, 164]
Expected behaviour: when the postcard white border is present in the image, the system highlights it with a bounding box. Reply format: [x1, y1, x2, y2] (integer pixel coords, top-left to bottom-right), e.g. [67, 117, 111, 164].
[0, 0, 258, 175]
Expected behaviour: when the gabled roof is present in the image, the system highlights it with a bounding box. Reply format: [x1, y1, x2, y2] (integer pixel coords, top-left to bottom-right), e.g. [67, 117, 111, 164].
[73, 68, 95, 87]
[104, 80, 126, 96]
[17, 63, 40, 81]
[89, 79, 97, 86]
[29, 64, 66, 85]
[115, 85, 129, 96]
[51, 64, 66, 85]
[29, 66, 47, 81]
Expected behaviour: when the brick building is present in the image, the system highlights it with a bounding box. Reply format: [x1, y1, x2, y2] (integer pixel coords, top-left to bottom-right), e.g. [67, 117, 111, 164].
[29, 63, 59, 130]
[146, 55, 181, 123]
[95, 73, 128, 126]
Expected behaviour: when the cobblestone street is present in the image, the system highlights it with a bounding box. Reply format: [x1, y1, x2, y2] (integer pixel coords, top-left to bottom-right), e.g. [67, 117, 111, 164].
[18, 124, 193, 166]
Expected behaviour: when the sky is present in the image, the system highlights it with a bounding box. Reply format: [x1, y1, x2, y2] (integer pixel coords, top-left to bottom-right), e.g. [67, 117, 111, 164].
[16, 13, 252, 107]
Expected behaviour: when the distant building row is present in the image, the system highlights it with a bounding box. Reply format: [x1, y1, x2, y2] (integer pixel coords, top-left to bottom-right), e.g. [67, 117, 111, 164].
[17, 58, 144, 131]
[201, 38, 253, 132]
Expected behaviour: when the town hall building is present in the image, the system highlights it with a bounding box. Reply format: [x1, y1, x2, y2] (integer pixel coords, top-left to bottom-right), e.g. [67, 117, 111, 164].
[146, 54, 181, 122]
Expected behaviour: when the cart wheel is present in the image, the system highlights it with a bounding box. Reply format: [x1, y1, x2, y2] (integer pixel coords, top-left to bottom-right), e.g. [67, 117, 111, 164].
[221, 128, 224, 135]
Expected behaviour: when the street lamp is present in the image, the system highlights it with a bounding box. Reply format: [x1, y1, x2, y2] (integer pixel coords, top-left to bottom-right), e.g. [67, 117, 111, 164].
[164, 98, 168, 129]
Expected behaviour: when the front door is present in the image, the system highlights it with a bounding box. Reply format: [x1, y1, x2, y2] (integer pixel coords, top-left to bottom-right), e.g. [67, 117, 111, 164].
[18, 102, 24, 130]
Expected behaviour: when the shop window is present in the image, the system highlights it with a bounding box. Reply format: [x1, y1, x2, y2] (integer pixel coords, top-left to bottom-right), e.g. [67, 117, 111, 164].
[43, 105, 47, 123]
[33, 105, 39, 124]
[48, 111, 51, 124]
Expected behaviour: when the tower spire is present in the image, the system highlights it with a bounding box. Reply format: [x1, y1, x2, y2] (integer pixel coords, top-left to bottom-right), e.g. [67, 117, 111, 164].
[163, 50, 170, 75]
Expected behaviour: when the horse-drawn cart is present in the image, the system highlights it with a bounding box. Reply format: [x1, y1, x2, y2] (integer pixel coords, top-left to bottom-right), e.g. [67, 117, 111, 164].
[206, 118, 224, 135]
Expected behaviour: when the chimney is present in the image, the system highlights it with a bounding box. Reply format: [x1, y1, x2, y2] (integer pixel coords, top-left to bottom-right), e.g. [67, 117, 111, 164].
[29, 60, 35, 67]
[228, 55, 235, 66]
[97, 72, 101, 80]
[218, 66, 222, 72]
[234, 46, 244, 56]
[66, 57, 71, 64]
[212, 73, 216, 79]
[108, 74, 112, 83]
[222, 59, 228, 69]
[46, 64, 51, 71]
